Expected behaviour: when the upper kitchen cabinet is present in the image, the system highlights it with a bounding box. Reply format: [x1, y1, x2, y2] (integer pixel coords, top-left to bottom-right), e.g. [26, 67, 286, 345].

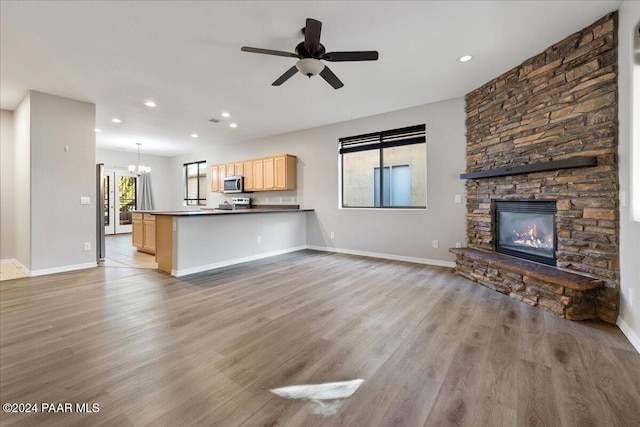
[243, 161, 254, 191]
[210, 154, 296, 192]
[273, 155, 296, 190]
[253, 158, 264, 191]
[210, 165, 219, 192]
[263, 157, 275, 189]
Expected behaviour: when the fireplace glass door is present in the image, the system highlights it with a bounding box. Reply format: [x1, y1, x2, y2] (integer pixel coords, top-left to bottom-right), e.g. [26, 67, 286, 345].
[494, 200, 557, 265]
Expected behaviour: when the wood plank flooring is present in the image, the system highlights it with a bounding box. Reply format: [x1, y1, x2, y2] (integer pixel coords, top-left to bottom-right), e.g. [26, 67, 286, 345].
[0, 250, 639, 426]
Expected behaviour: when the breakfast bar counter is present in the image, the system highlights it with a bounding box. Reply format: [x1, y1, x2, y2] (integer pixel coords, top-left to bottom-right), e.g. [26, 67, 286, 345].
[154, 208, 313, 276]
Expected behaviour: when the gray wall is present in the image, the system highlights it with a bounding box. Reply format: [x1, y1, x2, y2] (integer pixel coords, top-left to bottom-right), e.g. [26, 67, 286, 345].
[169, 97, 467, 264]
[13, 94, 31, 269]
[29, 91, 96, 272]
[12, 91, 97, 274]
[0, 109, 15, 260]
[618, 1, 640, 350]
[96, 148, 173, 211]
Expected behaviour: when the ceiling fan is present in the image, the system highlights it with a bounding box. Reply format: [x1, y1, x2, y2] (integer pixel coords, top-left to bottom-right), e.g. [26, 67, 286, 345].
[241, 18, 379, 89]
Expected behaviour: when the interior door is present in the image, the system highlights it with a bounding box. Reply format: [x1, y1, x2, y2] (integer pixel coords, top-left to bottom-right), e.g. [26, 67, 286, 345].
[104, 171, 137, 235]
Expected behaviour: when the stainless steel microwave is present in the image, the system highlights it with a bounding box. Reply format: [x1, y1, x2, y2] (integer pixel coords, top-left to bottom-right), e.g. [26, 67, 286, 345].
[223, 176, 244, 193]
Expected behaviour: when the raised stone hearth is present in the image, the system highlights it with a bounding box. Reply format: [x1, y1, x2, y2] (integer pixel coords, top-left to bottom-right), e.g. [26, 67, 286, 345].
[457, 13, 619, 322]
[450, 248, 604, 320]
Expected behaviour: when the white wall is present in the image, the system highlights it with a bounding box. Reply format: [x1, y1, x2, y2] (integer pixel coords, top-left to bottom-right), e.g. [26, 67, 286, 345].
[0, 109, 15, 261]
[169, 97, 467, 265]
[96, 148, 172, 211]
[28, 91, 96, 274]
[617, 1, 640, 352]
[13, 94, 31, 269]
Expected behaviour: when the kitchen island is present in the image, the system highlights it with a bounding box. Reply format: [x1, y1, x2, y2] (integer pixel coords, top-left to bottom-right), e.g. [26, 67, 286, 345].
[153, 208, 313, 276]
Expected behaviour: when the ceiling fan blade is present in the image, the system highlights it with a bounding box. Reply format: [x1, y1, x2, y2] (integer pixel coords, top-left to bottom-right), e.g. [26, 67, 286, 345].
[304, 18, 322, 53]
[272, 66, 299, 86]
[241, 46, 299, 58]
[322, 51, 379, 62]
[319, 66, 344, 89]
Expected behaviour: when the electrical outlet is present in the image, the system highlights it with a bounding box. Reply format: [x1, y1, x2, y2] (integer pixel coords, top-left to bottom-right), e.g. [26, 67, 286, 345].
[432, 240, 439, 249]
[80, 196, 91, 205]
[330, 231, 335, 239]
[455, 242, 462, 248]
[455, 194, 462, 204]
[257, 236, 261, 244]
[630, 288, 633, 307]
[84, 242, 91, 251]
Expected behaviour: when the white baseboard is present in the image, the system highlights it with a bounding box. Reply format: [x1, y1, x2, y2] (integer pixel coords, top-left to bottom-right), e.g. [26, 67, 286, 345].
[617, 316, 640, 354]
[172, 246, 308, 277]
[305, 245, 456, 268]
[29, 262, 97, 277]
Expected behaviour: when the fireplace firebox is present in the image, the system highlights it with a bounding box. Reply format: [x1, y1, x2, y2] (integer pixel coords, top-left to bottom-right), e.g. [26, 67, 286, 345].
[494, 200, 557, 266]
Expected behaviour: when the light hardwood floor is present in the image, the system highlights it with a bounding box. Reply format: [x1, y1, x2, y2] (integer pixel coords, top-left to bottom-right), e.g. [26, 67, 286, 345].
[0, 250, 639, 426]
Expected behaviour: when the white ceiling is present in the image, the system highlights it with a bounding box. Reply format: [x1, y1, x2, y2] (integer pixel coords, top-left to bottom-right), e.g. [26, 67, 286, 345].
[0, 1, 622, 157]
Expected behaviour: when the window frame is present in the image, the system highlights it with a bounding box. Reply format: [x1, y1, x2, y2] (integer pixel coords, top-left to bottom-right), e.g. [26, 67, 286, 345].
[183, 160, 207, 206]
[339, 124, 427, 210]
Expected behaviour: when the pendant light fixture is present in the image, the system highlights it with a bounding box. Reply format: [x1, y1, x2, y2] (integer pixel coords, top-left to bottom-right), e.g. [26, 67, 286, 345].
[128, 143, 151, 174]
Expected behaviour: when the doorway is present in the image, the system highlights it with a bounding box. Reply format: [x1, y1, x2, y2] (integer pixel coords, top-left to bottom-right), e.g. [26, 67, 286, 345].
[104, 171, 137, 235]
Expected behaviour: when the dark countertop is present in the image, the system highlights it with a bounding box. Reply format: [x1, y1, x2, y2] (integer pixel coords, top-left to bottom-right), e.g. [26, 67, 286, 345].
[152, 208, 313, 217]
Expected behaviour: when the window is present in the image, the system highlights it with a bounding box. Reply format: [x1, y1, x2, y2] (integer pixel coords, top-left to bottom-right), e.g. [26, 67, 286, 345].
[184, 161, 207, 206]
[340, 124, 426, 208]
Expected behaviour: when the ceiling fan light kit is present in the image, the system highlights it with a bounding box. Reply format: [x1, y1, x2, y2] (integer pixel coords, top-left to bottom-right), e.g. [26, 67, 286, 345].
[296, 58, 325, 77]
[241, 18, 379, 89]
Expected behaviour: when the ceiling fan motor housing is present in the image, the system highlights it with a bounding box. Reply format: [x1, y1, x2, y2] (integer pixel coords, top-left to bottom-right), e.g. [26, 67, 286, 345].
[295, 42, 326, 58]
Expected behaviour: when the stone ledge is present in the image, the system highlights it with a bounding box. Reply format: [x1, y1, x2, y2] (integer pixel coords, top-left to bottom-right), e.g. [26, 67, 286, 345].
[449, 248, 604, 291]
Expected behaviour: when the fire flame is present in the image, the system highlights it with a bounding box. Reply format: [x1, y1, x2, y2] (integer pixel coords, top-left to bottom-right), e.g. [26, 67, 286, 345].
[512, 223, 552, 249]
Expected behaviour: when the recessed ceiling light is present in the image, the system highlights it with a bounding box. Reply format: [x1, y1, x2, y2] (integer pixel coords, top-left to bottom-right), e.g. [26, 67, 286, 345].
[94, 128, 102, 132]
[191, 133, 199, 138]
[457, 55, 473, 63]
[230, 123, 237, 128]
[112, 118, 122, 123]
[222, 112, 231, 118]
[144, 101, 156, 107]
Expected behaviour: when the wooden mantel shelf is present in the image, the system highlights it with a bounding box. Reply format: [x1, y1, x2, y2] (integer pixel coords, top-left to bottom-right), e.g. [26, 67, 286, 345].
[459, 156, 597, 180]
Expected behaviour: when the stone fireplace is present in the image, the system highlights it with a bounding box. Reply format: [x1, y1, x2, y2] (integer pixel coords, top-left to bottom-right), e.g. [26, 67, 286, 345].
[451, 12, 619, 323]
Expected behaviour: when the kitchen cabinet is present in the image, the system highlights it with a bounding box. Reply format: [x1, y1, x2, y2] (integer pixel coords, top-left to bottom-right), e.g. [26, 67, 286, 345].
[210, 165, 220, 192]
[274, 155, 296, 190]
[218, 164, 227, 191]
[142, 214, 156, 254]
[132, 213, 143, 248]
[253, 159, 264, 190]
[132, 213, 156, 255]
[243, 161, 254, 191]
[263, 157, 275, 189]
[210, 155, 296, 192]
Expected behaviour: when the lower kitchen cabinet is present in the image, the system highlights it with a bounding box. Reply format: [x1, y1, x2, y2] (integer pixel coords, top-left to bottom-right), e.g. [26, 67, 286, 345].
[132, 212, 156, 255]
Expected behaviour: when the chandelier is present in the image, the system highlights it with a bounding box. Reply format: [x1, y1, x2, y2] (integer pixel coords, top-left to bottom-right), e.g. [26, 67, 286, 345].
[128, 143, 151, 174]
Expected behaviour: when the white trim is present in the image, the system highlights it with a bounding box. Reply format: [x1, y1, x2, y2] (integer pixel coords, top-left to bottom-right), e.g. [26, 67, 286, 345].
[172, 246, 308, 277]
[617, 316, 640, 354]
[29, 262, 97, 277]
[305, 245, 456, 268]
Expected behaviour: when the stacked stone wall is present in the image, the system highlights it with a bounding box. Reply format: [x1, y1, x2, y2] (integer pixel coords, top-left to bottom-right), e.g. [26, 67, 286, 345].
[463, 13, 619, 322]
